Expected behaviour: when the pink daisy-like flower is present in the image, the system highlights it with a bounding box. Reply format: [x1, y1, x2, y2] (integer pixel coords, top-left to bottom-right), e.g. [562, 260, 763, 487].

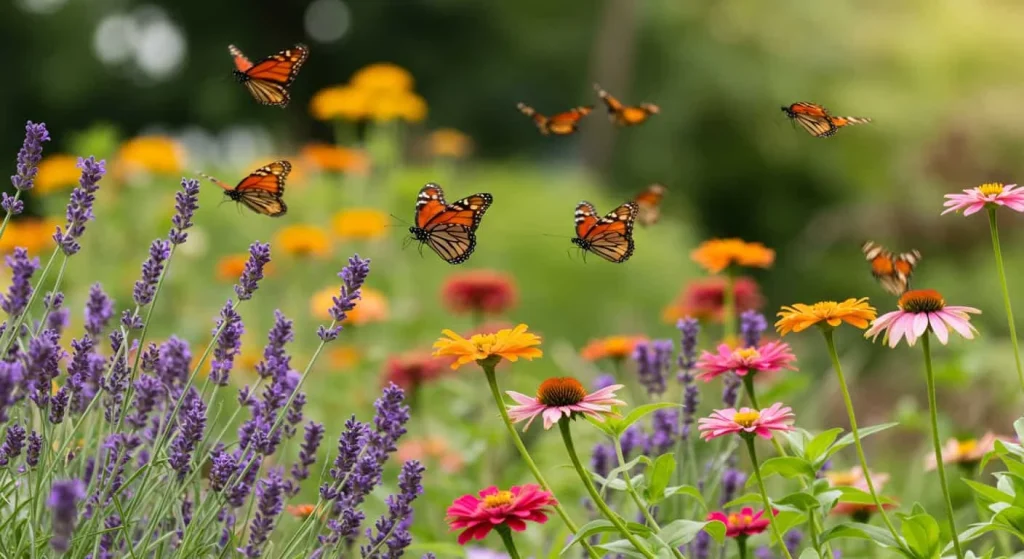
[697, 402, 795, 441]
[446, 484, 556, 545]
[942, 182, 1024, 216]
[864, 289, 981, 347]
[696, 340, 797, 381]
[706, 507, 777, 538]
[506, 377, 625, 431]
[925, 432, 1004, 471]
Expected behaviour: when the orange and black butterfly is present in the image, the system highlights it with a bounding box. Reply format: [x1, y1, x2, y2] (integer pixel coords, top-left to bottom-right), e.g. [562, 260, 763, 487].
[572, 201, 638, 263]
[517, 103, 592, 136]
[633, 183, 666, 227]
[229, 44, 309, 107]
[594, 84, 660, 127]
[781, 102, 871, 138]
[409, 183, 493, 264]
[199, 161, 290, 217]
[862, 241, 921, 296]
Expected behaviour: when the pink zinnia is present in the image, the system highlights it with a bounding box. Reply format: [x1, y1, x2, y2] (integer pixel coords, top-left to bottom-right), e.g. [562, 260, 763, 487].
[942, 183, 1024, 216]
[707, 507, 776, 538]
[506, 377, 625, 431]
[864, 289, 981, 347]
[696, 340, 797, 381]
[446, 484, 556, 544]
[697, 402, 795, 441]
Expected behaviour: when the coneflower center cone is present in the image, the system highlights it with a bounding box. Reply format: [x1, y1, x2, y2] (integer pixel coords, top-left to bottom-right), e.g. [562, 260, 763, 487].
[897, 289, 945, 313]
[537, 377, 588, 407]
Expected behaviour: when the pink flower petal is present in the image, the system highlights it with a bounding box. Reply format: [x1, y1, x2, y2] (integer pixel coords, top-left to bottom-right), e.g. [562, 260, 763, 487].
[929, 313, 949, 344]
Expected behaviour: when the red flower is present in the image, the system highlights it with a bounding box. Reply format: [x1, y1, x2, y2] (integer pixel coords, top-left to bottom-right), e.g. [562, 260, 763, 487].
[707, 507, 776, 538]
[382, 351, 448, 389]
[441, 270, 518, 316]
[446, 484, 556, 544]
[663, 276, 764, 323]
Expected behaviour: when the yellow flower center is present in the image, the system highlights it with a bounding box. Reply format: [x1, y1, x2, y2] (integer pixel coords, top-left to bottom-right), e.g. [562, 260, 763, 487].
[827, 472, 859, 486]
[897, 289, 945, 313]
[732, 410, 761, 427]
[957, 439, 978, 455]
[537, 377, 588, 407]
[978, 183, 1005, 196]
[735, 348, 761, 361]
[483, 490, 514, 508]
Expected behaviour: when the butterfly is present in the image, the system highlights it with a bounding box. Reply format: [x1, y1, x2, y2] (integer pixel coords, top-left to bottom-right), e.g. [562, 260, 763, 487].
[229, 44, 309, 107]
[199, 161, 290, 217]
[862, 241, 921, 296]
[408, 183, 493, 264]
[516, 102, 593, 135]
[571, 201, 638, 263]
[781, 102, 871, 138]
[594, 83, 660, 126]
[633, 183, 667, 227]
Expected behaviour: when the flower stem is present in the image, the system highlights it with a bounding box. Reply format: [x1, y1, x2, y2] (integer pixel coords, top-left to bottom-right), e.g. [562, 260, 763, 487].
[482, 364, 601, 559]
[0, 191, 23, 242]
[723, 269, 736, 340]
[613, 438, 686, 559]
[737, 536, 749, 559]
[743, 437, 793, 559]
[558, 419, 656, 559]
[922, 332, 964, 559]
[987, 207, 1024, 394]
[495, 525, 523, 559]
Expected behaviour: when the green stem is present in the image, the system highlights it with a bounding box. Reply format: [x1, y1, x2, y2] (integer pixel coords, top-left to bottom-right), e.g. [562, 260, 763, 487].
[613, 438, 686, 559]
[558, 419, 655, 559]
[743, 437, 794, 559]
[987, 207, 1024, 394]
[737, 536, 749, 559]
[482, 364, 601, 559]
[822, 329, 908, 553]
[0, 191, 23, 242]
[723, 269, 736, 340]
[922, 332, 964, 559]
[495, 525, 523, 559]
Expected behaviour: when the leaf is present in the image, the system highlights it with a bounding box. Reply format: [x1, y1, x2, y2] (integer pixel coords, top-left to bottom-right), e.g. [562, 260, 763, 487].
[819, 522, 903, 550]
[597, 538, 653, 559]
[749, 456, 817, 482]
[963, 479, 1012, 506]
[783, 429, 810, 457]
[826, 422, 899, 461]
[702, 519, 727, 543]
[656, 520, 714, 546]
[798, 550, 822, 559]
[662, 485, 708, 513]
[835, 486, 897, 506]
[901, 513, 940, 559]
[645, 454, 676, 504]
[1014, 417, 1024, 443]
[614, 403, 683, 436]
[805, 427, 844, 463]
[560, 520, 619, 553]
[777, 492, 821, 512]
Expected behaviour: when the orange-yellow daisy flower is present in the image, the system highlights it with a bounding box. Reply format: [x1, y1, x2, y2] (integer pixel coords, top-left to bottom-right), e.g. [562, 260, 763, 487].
[350, 62, 414, 92]
[114, 135, 184, 178]
[925, 432, 1003, 471]
[216, 254, 275, 283]
[274, 224, 331, 258]
[0, 217, 61, 255]
[432, 324, 542, 370]
[35, 155, 82, 195]
[691, 238, 775, 274]
[366, 91, 427, 123]
[332, 208, 390, 241]
[301, 143, 370, 174]
[427, 128, 473, 159]
[775, 298, 877, 336]
[327, 345, 363, 370]
[344, 287, 389, 325]
[580, 335, 647, 362]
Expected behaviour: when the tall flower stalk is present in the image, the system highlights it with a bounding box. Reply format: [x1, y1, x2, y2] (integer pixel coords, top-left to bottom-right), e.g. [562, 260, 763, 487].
[986, 207, 1024, 393]
[922, 333, 964, 559]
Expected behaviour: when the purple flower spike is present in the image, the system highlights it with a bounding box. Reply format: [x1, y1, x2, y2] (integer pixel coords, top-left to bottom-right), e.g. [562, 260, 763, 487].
[54, 156, 105, 255]
[169, 178, 200, 245]
[1, 247, 40, 317]
[26, 431, 41, 467]
[740, 310, 767, 348]
[241, 468, 286, 557]
[676, 318, 701, 439]
[633, 339, 673, 397]
[676, 318, 700, 374]
[44, 291, 69, 337]
[168, 392, 207, 481]
[361, 460, 425, 559]
[2, 193, 24, 215]
[256, 310, 293, 379]
[49, 387, 70, 424]
[593, 374, 616, 391]
[210, 301, 243, 386]
[648, 408, 679, 455]
[0, 424, 26, 466]
[290, 421, 325, 493]
[235, 242, 271, 301]
[11, 121, 50, 192]
[318, 254, 371, 342]
[0, 361, 23, 422]
[84, 283, 113, 338]
[47, 479, 85, 553]
[133, 239, 171, 306]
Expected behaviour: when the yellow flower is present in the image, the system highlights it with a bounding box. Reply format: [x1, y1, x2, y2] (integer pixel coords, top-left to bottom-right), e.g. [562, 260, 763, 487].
[35, 155, 82, 195]
[367, 91, 427, 123]
[328, 345, 363, 370]
[301, 143, 370, 174]
[332, 208, 389, 241]
[345, 287, 389, 325]
[691, 238, 775, 274]
[427, 128, 473, 159]
[275, 224, 331, 258]
[310, 85, 371, 121]
[580, 335, 647, 361]
[432, 323, 543, 370]
[350, 63, 414, 92]
[775, 298, 877, 336]
[0, 217, 61, 255]
[115, 136, 184, 178]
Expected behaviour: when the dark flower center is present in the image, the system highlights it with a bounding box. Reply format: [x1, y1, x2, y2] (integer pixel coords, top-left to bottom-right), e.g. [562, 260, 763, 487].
[537, 377, 587, 406]
[898, 289, 945, 313]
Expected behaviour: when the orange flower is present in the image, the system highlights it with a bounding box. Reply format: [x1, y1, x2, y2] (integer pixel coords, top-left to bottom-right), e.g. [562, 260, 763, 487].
[332, 208, 389, 241]
[776, 298, 877, 336]
[286, 504, 317, 519]
[216, 254, 275, 283]
[580, 335, 647, 362]
[328, 345, 362, 370]
[275, 225, 331, 258]
[301, 143, 370, 174]
[366, 91, 427, 123]
[311, 286, 389, 325]
[34, 155, 82, 195]
[0, 217, 61, 255]
[691, 238, 775, 274]
[441, 270, 518, 316]
[310, 85, 371, 121]
[383, 350, 448, 389]
[432, 324, 542, 370]
[397, 436, 465, 473]
[427, 128, 473, 159]
[662, 276, 764, 323]
[925, 433, 1003, 471]
[115, 135, 184, 178]
[350, 63, 414, 92]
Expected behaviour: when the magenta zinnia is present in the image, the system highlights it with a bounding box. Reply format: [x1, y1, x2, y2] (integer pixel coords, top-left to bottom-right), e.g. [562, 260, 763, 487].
[697, 402, 795, 441]
[942, 183, 1024, 216]
[445, 484, 556, 544]
[696, 340, 796, 381]
[707, 507, 776, 538]
[506, 377, 625, 430]
[865, 289, 980, 347]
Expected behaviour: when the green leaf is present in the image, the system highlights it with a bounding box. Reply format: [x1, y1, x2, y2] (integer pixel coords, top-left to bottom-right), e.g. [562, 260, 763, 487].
[805, 427, 844, 463]
[819, 522, 903, 550]
[963, 479, 1012, 506]
[645, 454, 676, 504]
[1014, 417, 1024, 443]
[723, 492, 766, 509]
[798, 550, 822, 559]
[901, 513, 940, 559]
[597, 538, 653, 559]
[826, 422, 899, 461]
[655, 520, 714, 546]
[783, 429, 810, 457]
[777, 492, 821, 512]
[835, 486, 896, 506]
[816, 489, 843, 513]
[749, 456, 816, 482]
[702, 519, 727, 543]
[662, 485, 708, 513]
[560, 519, 618, 553]
[614, 403, 683, 436]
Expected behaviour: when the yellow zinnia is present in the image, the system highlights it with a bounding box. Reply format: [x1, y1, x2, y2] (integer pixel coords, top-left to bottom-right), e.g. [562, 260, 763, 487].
[0, 217, 61, 255]
[775, 298, 877, 336]
[35, 155, 81, 195]
[115, 135, 184, 178]
[350, 63, 414, 92]
[691, 238, 775, 274]
[427, 128, 473, 159]
[432, 323, 543, 370]
[301, 143, 370, 174]
[332, 208, 389, 241]
[365, 90, 427, 123]
[274, 224, 331, 258]
[310, 85, 371, 121]
[311, 286, 388, 325]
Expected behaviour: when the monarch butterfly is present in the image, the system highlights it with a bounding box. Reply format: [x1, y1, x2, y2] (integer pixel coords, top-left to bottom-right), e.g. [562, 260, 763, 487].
[516, 102, 593, 135]
[198, 161, 290, 217]
[594, 83, 660, 127]
[572, 201, 638, 263]
[781, 102, 871, 138]
[633, 183, 667, 227]
[862, 241, 921, 296]
[229, 44, 309, 107]
[408, 183, 493, 264]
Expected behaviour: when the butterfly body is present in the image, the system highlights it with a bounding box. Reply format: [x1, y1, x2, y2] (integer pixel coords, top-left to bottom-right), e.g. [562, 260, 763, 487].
[594, 84, 660, 127]
[862, 241, 920, 296]
[199, 160, 290, 217]
[572, 201, 638, 263]
[633, 183, 666, 226]
[229, 44, 309, 107]
[408, 183, 492, 264]
[781, 102, 871, 138]
[517, 102, 592, 135]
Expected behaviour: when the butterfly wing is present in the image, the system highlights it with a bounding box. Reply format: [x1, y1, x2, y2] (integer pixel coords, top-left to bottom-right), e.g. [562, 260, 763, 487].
[634, 183, 666, 226]
[234, 160, 290, 217]
[830, 115, 872, 129]
[546, 106, 592, 135]
[575, 201, 638, 263]
[574, 201, 599, 239]
[517, 103, 550, 133]
[237, 44, 309, 107]
[862, 241, 920, 295]
[594, 83, 625, 114]
[228, 45, 253, 72]
[413, 183, 493, 264]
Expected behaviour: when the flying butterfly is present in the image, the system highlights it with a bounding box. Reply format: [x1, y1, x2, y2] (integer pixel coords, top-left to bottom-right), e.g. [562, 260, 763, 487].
[633, 183, 667, 227]
[229, 43, 309, 107]
[594, 83, 660, 127]
[516, 102, 593, 136]
[408, 183, 493, 264]
[571, 201, 638, 263]
[198, 161, 290, 217]
[781, 102, 871, 138]
[862, 241, 921, 296]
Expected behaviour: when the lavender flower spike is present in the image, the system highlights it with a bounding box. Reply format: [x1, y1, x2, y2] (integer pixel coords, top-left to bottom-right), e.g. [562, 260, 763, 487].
[47, 479, 85, 553]
[0, 424, 26, 466]
[290, 421, 325, 492]
[241, 468, 286, 558]
[317, 254, 371, 342]
[676, 318, 700, 375]
[168, 393, 207, 481]
[362, 460, 425, 559]
[11, 121, 50, 192]
[54, 157, 105, 255]
[0, 247, 40, 316]
[633, 339, 673, 397]
[133, 239, 171, 306]
[26, 431, 41, 467]
[84, 283, 114, 338]
[210, 300, 243, 386]
[169, 178, 200, 245]
[235, 242, 271, 301]
[740, 310, 767, 348]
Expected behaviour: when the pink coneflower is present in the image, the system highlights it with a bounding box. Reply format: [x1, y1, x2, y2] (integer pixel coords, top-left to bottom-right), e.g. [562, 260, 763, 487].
[942, 183, 1024, 216]
[445, 484, 556, 544]
[696, 341, 797, 381]
[506, 377, 625, 431]
[864, 289, 981, 347]
[707, 507, 776, 538]
[697, 402, 795, 441]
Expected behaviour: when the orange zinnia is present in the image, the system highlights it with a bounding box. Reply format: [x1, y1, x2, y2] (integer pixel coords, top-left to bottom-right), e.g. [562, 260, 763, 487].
[775, 298, 877, 336]
[301, 143, 370, 174]
[580, 335, 647, 362]
[275, 224, 331, 258]
[216, 254, 275, 283]
[34, 155, 82, 195]
[427, 128, 473, 159]
[432, 324, 542, 370]
[332, 208, 389, 241]
[691, 238, 775, 274]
